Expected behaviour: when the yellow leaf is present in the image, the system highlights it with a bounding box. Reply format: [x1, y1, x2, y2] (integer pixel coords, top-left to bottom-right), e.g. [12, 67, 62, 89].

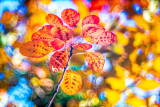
[126, 94, 146, 107]
[115, 65, 125, 78]
[150, 70, 160, 78]
[40, 0, 51, 4]
[129, 50, 138, 63]
[137, 79, 160, 91]
[133, 32, 147, 47]
[153, 57, 160, 72]
[133, 15, 149, 30]
[116, 32, 129, 46]
[60, 70, 82, 95]
[132, 64, 141, 74]
[113, 45, 125, 55]
[105, 77, 125, 90]
[105, 89, 120, 105]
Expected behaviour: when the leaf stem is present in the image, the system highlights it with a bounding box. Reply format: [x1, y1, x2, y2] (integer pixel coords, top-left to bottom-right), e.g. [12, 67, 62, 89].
[47, 45, 74, 107]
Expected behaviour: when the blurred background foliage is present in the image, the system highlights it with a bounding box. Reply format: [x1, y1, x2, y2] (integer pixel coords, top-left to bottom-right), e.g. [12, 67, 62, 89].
[0, 0, 160, 107]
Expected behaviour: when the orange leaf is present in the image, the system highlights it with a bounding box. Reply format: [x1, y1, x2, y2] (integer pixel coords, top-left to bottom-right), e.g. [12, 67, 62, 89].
[91, 31, 117, 45]
[82, 15, 100, 26]
[74, 43, 92, 51]
[84, 52, 105, 72]
[61, 9, 80, 27]
[42, 25, 54, 31]
[46, 14, 63, 26]
[51, 26, 73, 42]
[31, 28, 55, 42]
[60, 69, 82, 95]
[19, 40, 54, 58]
[50, 38, 64, 50]
[49, 51, 69, 73]
[82, 24, 105, 38]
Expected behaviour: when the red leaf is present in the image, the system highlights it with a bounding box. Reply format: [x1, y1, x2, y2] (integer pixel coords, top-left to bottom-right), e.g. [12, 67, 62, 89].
[84, 52, 105, 72]
[49, 51, 69, 73]
[51, 26, 73, 42]
[74, 43, 92, 51]
[82, 24, 105, 38]
[50, 38, 64, 50]
[42, 25, 54, 31]
[82, 15, 100, 26]
[61, 9, 80, 27]
[19, 40, 54, 58]
[91, 31, 117, 45]
[31, 28, 55, 42]
[46, 14, 63, 26]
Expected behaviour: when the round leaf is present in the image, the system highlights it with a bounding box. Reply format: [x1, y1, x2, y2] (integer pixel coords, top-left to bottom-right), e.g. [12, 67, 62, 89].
[82, 24, 105, 38]
[46, 14, 63, 26]
[82, 15, 100, 26]
[19, 40, 54, 58]
[61, 9, 80, 27]
[60, 69, 82, 95]
[50, 38, 64, 50]
[31, 28, 55, 42]
[91, 31, 117, 45]
[51, 26, 73, 42]
[84, 52, 105, 72]
[42, 25, 54, 31]
[49, 51, 69, 73]
[74, 43, 92, 51]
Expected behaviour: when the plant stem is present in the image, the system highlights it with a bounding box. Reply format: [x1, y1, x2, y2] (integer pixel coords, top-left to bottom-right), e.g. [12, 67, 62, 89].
[47, 45, 74, 107]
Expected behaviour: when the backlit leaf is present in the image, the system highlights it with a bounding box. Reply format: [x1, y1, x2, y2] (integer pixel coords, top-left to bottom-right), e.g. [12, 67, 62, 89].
[19, 40, 54, 58]
[105, 89, 121, 105]
[42, 25, 54, 31]
[136, 79, 160, 91]
[82, 15, 100, 26]
[82, 24, 105, 38]
[61, 9, 80, 27]
[31, 28, 55, 42]
[49, 51, 69, 73]
[91, 31, 117, 45]
[50, 38, 64, 50]
[46, 14, 63, 26]
[74, 43, 92, 51]
[51, 26, 73, 42]
[60, 69, 82, 95]
[84, 52, 105, 72]
[105, 77, 125, 90]
[126, 94, 146, 107]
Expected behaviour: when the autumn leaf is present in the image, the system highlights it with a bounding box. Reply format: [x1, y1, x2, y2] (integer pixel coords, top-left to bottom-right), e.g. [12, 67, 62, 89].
[82, 15, 100, 26]
[46, 14, 63, 26]
[31, 28, 55, 42]
[126, 94, 146, 107]
[50, 38, 64, 50]
[136, 79, 160, 91]
[42, 25, 54, 31]
[91, 31, 117, 45]
[84, 52, 105, 72]
[51, 26, 73, 42]
[82, 24, 105, 38]
[49, 51, 69, 73]
[60, 69, 82, 95]
[105, 89, 121, 105]
[105, 77, 125, 90]
[74, 43, 92, 51]
[61, 9, 80, 27]
[19, 40, 54, 58]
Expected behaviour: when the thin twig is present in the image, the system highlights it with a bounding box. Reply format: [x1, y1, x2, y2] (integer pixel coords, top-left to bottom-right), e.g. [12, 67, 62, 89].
[47, 45, 74, 107]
